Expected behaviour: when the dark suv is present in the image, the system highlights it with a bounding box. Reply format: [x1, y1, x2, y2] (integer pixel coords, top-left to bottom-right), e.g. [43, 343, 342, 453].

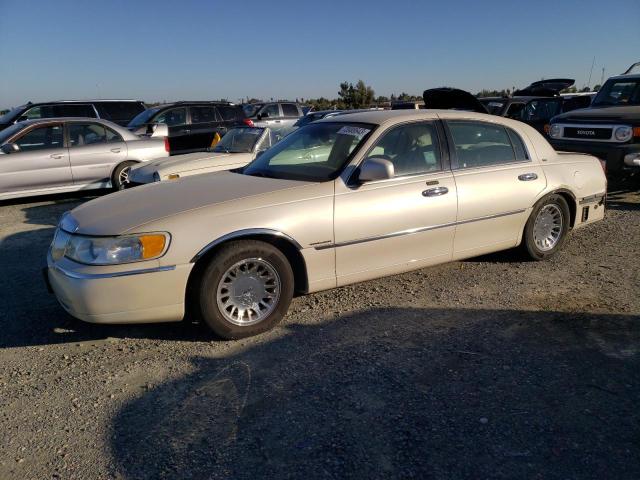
[0, 100, 146, 131]
[548, 64, 640, 177]
[128, 101, 250, 154]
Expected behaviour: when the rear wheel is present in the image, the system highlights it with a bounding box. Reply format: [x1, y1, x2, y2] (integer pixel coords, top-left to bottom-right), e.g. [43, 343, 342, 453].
[522, 194, 570, 260]
[111, 161, 136, 190]
[198, 240, 294, 339]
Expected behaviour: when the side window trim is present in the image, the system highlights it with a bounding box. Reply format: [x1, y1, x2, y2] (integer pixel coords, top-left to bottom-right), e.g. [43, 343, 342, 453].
[443, 120, 531, 171]
[347, 120, 446, 185]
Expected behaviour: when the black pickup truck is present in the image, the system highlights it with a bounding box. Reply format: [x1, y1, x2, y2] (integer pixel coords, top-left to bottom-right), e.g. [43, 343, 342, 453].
[548, 63, 640, 178]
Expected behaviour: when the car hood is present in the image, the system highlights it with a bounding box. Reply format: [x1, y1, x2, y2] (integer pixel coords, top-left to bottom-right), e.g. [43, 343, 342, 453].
[423, 88, 489, 113]
[69, 171, 310, 236]
[552, 105, 640, 123]
[129, 151, 254, 182]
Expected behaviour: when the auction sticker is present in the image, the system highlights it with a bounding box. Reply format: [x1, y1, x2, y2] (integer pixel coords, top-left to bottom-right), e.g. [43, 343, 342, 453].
[337, 126, 370, 138]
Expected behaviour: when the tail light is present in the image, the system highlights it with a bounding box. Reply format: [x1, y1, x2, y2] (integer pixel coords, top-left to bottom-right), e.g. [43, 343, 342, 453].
[243, 118, 254, 127]
[633, 126, 640, 138]
[164, 137, 170, 153]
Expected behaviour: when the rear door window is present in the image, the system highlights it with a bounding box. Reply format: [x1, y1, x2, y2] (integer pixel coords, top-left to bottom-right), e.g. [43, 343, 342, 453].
[68, 123, 108, 146]
[281, 103, 299, 117]
[53, 104, 97, 118]
[448, 121, 519, 169]
[14, 124, 64, 151]
[190, 106, 218, 124]
[217, 105, 241, 122]
[95, 102, 145, 123]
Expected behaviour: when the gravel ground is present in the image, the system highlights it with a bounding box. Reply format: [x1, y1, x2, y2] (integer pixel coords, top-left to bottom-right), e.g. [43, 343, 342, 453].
[0, 184, 639, 480]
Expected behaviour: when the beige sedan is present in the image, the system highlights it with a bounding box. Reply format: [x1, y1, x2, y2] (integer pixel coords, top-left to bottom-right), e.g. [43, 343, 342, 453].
[46, 110, 606, 339]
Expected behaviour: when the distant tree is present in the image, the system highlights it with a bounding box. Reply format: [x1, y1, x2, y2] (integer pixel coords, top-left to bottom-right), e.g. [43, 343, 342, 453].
[592, 84, 601, 92]
[560, 86, 578, 94]
[338, 80, 375, 109]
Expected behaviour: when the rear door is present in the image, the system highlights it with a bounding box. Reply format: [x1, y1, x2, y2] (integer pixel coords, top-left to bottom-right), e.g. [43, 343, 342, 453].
[67, 122, 127, 184]
[444, 120, 546, 259]
[0, 123, 71, 195]
[189, 105, 221, 150]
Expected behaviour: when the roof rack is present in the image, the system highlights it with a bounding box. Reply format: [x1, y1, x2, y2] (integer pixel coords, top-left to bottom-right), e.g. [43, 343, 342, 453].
[171, 100, 235, 106]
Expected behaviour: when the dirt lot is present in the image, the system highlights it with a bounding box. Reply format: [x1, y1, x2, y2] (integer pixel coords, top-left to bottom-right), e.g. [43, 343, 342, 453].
[0, 184, 639, 480]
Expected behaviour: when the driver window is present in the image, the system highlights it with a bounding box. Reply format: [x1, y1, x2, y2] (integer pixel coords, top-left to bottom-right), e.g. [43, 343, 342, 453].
[261, 104, 281, 118]
[154, 108, 186, 126]
[14, 125, 64, 151]
[367, 122, 441, 176]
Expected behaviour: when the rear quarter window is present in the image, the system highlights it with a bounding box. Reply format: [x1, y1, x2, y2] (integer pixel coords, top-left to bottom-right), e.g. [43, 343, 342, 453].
[95, 102, 146, 124]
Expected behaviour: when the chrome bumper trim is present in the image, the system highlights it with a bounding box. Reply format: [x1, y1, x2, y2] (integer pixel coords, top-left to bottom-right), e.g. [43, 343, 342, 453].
[579, 193, 606, 205]
[51, 264, 176, 280]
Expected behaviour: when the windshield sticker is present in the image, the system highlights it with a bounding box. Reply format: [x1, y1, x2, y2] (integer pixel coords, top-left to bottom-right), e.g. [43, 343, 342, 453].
[338, 126, 370, 138]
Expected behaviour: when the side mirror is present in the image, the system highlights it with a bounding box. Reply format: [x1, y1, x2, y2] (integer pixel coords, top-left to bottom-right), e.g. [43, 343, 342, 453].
[357, 156, 394, 182]
[150, 123, 169, 138]
[1, 143, 20, 154]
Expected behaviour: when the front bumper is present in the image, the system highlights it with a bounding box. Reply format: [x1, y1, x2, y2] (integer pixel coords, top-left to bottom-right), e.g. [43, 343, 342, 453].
[46, 254, 193, 324]
[549, 139, 640, 173]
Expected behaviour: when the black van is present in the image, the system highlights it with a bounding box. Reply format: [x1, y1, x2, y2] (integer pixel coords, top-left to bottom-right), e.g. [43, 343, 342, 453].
[127, 101, 251, 154]
[0, 100, 146, 131]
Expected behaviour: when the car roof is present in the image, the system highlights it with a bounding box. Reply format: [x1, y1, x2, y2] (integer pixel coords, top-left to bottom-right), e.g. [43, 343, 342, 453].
[315, 109, 512, 126]
[608, 73, 640, 81]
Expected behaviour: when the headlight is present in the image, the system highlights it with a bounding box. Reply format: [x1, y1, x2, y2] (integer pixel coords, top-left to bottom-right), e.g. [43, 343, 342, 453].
[549, 124, 562, 138]
[153, 172, 161, 182]
[614, 126, 632, 142]
[62, 233, 169, 265]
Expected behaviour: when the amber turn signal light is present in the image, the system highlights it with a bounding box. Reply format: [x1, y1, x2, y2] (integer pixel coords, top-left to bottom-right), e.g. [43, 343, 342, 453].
[139, 234, 167, 259]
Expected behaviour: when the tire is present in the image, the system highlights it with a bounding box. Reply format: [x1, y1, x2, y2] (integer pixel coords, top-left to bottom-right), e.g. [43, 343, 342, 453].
[198, 240, 294, 339]
[521, 194, 571, 261]
[111, 161, 136, 190]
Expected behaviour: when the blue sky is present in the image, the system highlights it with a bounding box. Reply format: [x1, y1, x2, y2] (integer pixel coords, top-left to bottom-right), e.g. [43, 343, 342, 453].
[0, 0, 638, 108]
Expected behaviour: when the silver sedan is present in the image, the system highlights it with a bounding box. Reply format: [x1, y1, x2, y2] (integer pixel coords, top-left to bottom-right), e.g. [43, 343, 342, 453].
[0, 117, 169, 200]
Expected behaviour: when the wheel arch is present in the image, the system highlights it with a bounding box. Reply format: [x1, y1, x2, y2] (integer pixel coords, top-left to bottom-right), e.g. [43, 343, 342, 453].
[185, 229, 309, 316]
[548, 188, 578, 228]
[109, 159, 140, 181]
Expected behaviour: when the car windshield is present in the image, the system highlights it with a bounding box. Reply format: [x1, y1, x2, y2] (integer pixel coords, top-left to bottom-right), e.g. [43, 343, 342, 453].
[242, 122, 374, 182]
[592, 79, 640, 106]
[213, 127, 265, 153]
[0, 106, 25, 124]
[480, 100, 505, 115]
[127, 107, 161, 128]
[0, 123, 26, 144]
[243, 104, 263, 118]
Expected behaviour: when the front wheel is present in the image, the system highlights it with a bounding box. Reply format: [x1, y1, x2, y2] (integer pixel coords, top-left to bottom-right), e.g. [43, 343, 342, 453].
[522, 194, 571, 260]
[198, 240, 294, 339]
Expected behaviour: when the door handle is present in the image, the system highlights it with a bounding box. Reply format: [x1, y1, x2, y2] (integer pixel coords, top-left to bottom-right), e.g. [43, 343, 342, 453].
[50, 153, 63, 159]
[422, 186, 449, 197]
[518, 173, 538, 181]
[110, 148, 121, 153]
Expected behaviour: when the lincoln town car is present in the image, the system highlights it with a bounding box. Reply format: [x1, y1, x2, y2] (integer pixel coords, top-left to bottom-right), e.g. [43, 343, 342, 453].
[46, 110, 606, 339]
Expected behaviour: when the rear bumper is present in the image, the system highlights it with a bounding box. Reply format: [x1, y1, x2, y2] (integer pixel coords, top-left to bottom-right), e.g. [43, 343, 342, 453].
[549, 140, 640, 173]
[46, 254, 192, 324]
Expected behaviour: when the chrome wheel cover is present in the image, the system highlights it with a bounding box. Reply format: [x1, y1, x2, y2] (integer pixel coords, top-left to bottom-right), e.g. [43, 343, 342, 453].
[118, 166, 131, 187]
[216, 257, 280, 326]
[533, 204, 563, 251]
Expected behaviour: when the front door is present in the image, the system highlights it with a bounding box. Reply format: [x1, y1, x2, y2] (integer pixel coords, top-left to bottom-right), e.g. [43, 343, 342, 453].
[334, 120, 458, 285]
[67, 122, 127, 185]
[445, 120, 547, 259]
[0, 123, 71, 196]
